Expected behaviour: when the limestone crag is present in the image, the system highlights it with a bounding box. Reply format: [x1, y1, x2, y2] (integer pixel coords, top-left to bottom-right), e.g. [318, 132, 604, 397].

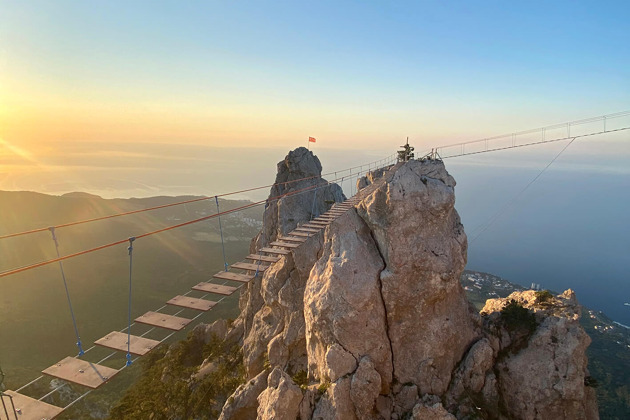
[209, 150, 597, 419]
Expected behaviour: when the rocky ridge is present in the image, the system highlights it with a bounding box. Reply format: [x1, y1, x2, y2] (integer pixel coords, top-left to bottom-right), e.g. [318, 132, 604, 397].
[200, 148, 597, 419]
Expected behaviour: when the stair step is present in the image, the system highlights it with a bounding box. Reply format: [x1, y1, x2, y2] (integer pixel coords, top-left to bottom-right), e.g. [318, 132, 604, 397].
[231, 261, 269, 271]
[260, 247, 290, 255]
[288, 231, 313, 237]
[192, 283, 238, 295]
[269, 241, 301, 248]
[302, 223, 325, 229]
[245, 254, 281, 263]
[278, 236, 307, 243]
[166, 295, 216, 311]
[94, 331, 160, 356]
[294, 227, 320, 233]
[312, 219, 333, 224]
[43, 356, 119, 389]
[135, 311, 191, 331]
[213, 271, 255, 283]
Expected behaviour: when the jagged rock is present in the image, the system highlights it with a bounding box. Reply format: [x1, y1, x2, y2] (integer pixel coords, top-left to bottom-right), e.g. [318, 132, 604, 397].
[481, 289, 598, 420]
[192, 318, 229, 344]
[350, 357, 382, 419]
[357, 159, 478, 395]
[324, 343, 357, 382]
[312, 377, 356, 420]
[257, 367, 303, 420]
[304, 210, 392, 391]
[394, 383, 418, 415]
[219, 370, 269, 420]
[217, 154, 598, 420]
[445, 337, 494, 407]
[411, 401, 456, 420]
[257, 147, 345, 244]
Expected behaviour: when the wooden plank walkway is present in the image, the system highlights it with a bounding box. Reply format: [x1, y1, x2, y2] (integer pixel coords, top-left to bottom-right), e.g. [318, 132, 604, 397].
[259, 247, 290, 255]
[42, 357, 119, 389]
[213, 271, 255, 283]
[94, 331, 160, 356]
[135, 311, 191, 331]
[166, 295, 216, 311]
[246, 254, 281, 262]
[230, 261, 269, 271]
[192, 283, 238, 295]
[1, 390, 64, 420]
[269, 241, 301, 248]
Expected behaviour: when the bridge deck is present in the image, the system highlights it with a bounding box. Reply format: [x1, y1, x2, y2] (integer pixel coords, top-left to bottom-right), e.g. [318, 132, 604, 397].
[1, 390, 63, 420]
[269, 241, 301, 248]
[192, 282, 238, 295]
[135, 311, 191, 331]
[246, 254, 281, 262]
[213, 271, 255, 283]
[231, 261, 269, 271]
[42, 356, 119, 389]
[94, 331, 160, 356]
[288, 231, 313, 237]
[260, 247, 290, 255]
[166, 295, 216, 311]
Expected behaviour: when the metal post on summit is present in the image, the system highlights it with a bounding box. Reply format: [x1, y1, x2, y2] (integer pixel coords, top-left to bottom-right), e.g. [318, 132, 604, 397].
[397, 137, 415, 162]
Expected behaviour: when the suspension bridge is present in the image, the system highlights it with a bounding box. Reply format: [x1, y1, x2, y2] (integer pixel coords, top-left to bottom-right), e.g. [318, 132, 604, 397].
[0, 111, 628, 420]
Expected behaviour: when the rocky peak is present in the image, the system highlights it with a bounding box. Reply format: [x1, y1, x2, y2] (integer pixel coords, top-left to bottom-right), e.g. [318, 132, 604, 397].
[214, 154, 598, 420]
[256, 147, 345, 248]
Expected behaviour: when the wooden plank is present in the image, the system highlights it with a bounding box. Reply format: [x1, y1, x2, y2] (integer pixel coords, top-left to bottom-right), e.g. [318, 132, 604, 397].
[278, 236, 307, 243]
[2, 390, 64, 420]
[166, 295, 216, 311]
[192, 282, 238, 295]
[301, 224, 325, 229]
[310, 220, 332, 225]
[289, 231, 313, 237]
[246, 254, 281, 262]
[231, 261, 269, 271]
[94, 331, 160, 356]
[135, 311, 191, 331]
[295, 227, 320, 233]
[42, 356, 119, 389]
[213, 271, 255, 283]
[260, 247, 290, 255]
[269, 241, 301, 248]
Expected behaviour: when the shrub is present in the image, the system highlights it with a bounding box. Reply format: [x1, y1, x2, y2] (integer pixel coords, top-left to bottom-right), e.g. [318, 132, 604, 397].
[500, 300, 537, 333]
[292, 370, 308, 390]
[535, 290, 553, 303]
[108, 333, 245, 420]
[317, 381, 330, 394]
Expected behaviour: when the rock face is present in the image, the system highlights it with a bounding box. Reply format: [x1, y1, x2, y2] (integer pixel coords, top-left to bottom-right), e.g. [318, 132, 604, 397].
[213, 150, 597, 420]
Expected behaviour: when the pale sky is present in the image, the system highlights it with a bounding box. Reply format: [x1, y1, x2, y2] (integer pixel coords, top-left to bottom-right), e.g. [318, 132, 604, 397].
[0, 0, 629, 196]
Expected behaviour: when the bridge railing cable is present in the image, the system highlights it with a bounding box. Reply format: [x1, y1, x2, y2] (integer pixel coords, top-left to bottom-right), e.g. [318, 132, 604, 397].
[0, 163, 396, 280]
[433, 111, 630, 159]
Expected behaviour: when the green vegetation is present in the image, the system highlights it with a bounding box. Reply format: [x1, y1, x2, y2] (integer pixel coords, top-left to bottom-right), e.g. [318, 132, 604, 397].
[317, 380, 330, 394]
[108, 333, 245, 420]
[500, 299, 537, 333]
[535, 290, 554, 303]
[292, 370, 308, 390]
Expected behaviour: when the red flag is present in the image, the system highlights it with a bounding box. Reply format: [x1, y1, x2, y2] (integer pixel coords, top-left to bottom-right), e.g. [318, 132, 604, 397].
[308, 136, 316, 143]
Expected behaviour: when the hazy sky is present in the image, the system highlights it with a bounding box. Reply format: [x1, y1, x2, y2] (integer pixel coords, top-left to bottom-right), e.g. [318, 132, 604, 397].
[1, 1, 629, 155]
